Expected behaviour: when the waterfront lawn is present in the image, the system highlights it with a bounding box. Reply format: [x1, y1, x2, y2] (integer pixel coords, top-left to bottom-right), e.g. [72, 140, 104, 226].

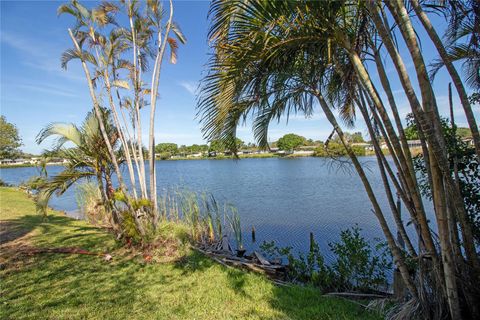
[0, 187, 381, 320]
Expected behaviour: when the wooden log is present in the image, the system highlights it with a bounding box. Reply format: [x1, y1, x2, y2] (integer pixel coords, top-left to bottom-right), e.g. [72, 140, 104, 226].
[221, 235, 231, 252]
[253, 251, 271, 265]
[193, 246, 286, 281]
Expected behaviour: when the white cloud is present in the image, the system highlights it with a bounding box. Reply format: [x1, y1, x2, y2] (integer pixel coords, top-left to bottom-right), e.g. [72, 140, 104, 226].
[0, 31, 84, 82]
[179, 81, 197, 95]
[17, 83, 79, 98]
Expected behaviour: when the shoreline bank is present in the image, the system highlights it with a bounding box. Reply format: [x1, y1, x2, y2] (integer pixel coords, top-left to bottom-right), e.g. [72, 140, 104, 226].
[0, 187, 381, 320]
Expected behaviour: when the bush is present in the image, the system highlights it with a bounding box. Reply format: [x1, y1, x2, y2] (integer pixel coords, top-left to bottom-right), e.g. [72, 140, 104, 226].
[314, 142, 365, 157]
[329, 225, 391, 291]
[158, 152, 172, 160]
[260, 225, 392, 292]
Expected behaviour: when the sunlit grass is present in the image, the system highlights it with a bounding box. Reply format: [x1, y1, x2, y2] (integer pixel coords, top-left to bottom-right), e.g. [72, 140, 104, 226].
[0, 187, 381, 320]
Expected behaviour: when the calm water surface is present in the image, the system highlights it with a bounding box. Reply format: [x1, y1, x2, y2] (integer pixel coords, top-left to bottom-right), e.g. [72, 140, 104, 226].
[1, 157, 431, 261]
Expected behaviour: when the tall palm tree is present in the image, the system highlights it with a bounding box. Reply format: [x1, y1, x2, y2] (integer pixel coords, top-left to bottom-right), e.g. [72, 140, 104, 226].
[199, 0, 417, 296]
[59, 0, 185, 225]
[57, 1, 141, 235]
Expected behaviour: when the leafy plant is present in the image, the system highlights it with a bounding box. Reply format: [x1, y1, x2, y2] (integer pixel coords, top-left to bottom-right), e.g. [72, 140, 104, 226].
[329, 225, 392, 291]
[260, 226, 392, 292]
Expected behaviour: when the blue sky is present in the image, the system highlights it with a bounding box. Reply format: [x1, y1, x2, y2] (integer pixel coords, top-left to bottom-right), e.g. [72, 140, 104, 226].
[1, 0, 478, 154]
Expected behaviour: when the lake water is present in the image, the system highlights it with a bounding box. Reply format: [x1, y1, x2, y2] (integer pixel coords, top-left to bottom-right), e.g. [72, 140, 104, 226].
[0, 157, 430, 262]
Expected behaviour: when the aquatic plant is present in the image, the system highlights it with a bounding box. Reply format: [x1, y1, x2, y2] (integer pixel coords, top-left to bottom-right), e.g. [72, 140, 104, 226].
[155, 187, 237, 247]
[228, 207, 243, 250]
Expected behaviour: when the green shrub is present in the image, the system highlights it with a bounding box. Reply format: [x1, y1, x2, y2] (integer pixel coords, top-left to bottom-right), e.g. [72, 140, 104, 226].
[314, 142, 366, 157]
[329, 225, 391, 291]
[260, 225, 392, 292]
[158, 152, 172, 160]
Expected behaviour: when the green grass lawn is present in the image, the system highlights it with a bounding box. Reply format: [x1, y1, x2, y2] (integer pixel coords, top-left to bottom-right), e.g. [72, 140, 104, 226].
[0, 187, 381, 320]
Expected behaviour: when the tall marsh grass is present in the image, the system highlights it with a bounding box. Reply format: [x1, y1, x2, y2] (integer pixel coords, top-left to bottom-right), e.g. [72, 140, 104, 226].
[158, 187, 239, 246]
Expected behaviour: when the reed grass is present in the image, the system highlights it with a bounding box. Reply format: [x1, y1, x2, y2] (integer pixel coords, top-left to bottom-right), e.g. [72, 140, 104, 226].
[157, 187, 240, 247]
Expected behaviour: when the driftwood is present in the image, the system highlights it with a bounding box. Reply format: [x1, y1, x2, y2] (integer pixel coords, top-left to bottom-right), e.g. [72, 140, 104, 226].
[253, 251, 271, 265]
[194, 243, 392, 305]
[194, 246, 286, 281]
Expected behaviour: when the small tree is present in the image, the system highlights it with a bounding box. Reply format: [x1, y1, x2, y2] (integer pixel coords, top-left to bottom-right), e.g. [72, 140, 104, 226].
[155, 143, 178, 157]
[0, 116, 22, 159]
[277, 133, 306, 151]
[209, 138, 243, 153]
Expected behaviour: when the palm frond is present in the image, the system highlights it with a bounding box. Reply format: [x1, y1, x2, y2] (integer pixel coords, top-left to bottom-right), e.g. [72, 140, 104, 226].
[112, 79, 131, 90]
[171, 22, 186, 44]
[61, 48, 98, 69]
[167, 37, 178, 64]
[36, 123, 82, 148]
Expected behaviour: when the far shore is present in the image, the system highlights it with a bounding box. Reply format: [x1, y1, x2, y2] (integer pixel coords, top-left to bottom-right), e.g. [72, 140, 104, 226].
[0, 150, 394, 169]
[0, 152, 321, 168]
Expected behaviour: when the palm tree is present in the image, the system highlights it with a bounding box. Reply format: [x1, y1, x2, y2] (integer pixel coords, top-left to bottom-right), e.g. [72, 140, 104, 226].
[59, 0, 185, 225]
[57, 1, 138, 234]
[198, 1, 479, 318]
[145, 0, 186, 216]
[410, 0, 480, 159]
[199, 0, 418, 296]
[36, 110, 122, 227]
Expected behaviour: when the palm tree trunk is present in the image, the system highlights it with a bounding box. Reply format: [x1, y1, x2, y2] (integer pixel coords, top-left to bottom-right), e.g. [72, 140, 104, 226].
[389, 0, 479, 274]
[432, 159, 462, 320]
[357, 92, 417, 256]
[410, 0, 480, 159]
[149, 0, 174, 216]
[95, 169, 115, 226]
[119, 105, 144, 196]
[104, 69, 138, 199]
[344, 43, 439, 265]
[314, 92, 418, 298]
[127, 2, 148, 199]
[68, 29, 145, 237]
[372, 47, 418, 187]
[374, 4, 436, 208]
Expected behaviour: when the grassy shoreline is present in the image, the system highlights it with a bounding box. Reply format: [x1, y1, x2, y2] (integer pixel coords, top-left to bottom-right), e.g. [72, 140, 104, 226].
[0, 187, 381, 320]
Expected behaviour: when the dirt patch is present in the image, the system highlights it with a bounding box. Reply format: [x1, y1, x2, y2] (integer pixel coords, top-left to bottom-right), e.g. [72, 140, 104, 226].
[0, 221, 32, 245]
[0, 239, 35, 273]
[0, 219, 39, 272]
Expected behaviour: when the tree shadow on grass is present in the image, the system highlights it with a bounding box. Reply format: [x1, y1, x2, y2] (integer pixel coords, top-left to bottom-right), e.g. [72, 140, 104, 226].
[171, 249, 379, 319]
[173, 250, 250, 297]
